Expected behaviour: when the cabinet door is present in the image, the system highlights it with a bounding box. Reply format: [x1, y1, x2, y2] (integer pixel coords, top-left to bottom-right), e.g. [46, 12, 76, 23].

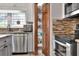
[0, 46, 4, 56]
[24, 34, 28, 52]
[4, 45, 8, 56]
[28, 33, 33, 52]
[0, 45, 7, 56]
[0, 35, 12, 56]
[6, 36, 12, 56]
[7, 44, 12, 56]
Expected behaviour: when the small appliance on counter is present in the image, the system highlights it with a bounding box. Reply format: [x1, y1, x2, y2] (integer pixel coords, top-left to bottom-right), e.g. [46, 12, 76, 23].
[23, 25, 33, 32]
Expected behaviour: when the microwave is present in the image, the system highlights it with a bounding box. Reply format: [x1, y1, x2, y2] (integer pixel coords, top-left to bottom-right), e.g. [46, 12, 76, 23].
[65, 3, 79, 17]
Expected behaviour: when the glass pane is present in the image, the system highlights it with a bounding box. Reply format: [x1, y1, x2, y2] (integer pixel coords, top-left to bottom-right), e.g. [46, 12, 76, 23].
[0, 10, 26, 28]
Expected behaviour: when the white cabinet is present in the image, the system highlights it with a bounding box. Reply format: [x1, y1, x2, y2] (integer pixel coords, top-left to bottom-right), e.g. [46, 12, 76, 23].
[27, 33, 33, 52]
[52, 3, 63, 19]
[24, 34, 28, 52]
[0, 45, 11, 56]
[0, 35, 12, 56]
[26, 4, 34, 22]
[6, 36, 12, 56]
[0, 46, 4, 56]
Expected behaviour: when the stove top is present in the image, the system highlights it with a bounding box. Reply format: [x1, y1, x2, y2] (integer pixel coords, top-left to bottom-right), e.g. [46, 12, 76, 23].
[55, 35, 75, 44]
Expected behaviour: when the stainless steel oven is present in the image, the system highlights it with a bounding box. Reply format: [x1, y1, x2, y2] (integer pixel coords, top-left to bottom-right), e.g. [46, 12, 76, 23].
[55, 40, 71, 56]
[23, 25, 33, 32]
[55, 36, 77, 56]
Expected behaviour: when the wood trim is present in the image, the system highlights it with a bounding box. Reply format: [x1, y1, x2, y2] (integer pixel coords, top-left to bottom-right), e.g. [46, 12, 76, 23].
[34, 3, 38, 55]
[42, 3, 50, 56]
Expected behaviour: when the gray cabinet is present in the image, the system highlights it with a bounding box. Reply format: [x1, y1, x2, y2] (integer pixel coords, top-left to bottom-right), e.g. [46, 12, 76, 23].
[0, 46, 5, 56]
[24, 34, 28, 52]
[27, 33, 33, 52]
[6, 36, 12, 56]
[0, 35, 12, 56]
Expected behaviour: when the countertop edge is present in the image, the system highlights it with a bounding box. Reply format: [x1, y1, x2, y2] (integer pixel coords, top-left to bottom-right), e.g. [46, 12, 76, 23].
[0, 34, 11, 38]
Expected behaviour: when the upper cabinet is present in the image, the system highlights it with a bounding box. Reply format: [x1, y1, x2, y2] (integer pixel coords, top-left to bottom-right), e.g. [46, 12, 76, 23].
[65, 3, 79, 18]
[52, 3, 63, 19]
[26, 4, 34, 23]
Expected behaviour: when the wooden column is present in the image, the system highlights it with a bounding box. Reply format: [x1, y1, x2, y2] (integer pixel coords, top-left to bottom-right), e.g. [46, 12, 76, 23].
[33, 3, 38, 55]
[42, 3, 50, 56]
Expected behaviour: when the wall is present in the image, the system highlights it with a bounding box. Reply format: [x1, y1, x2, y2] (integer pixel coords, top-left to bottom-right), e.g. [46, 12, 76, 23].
[52, 3, 63, 19]
[50, 3, 64, 55]
[52, 3, 64, 24]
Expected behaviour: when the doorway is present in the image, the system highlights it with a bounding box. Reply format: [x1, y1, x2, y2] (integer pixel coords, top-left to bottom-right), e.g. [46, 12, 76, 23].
[34, 3, 50, 56]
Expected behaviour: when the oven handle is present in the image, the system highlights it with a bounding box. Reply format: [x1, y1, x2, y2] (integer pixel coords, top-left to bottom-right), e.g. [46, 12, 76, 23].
[55, 40, 71, 47]
[55, 40, 67, 47]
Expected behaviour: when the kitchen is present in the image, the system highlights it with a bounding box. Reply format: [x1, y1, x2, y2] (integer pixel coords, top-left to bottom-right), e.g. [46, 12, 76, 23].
[1, 3, 79, 56]
[0, 3, 34, 56]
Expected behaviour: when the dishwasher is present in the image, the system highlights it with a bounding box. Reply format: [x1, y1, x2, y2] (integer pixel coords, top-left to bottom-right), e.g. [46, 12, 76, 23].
[12, 33, 33, 54]
[12, 33, 28, 53]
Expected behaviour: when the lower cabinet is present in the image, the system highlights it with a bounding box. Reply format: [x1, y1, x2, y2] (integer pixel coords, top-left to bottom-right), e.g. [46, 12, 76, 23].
[0, 45, 8, 56]
[0, 46, 5, 56]
[6, 36, 12, 56]
[3, 45, 8, 56]
[27, 33, 33, 52]
[0, 35, 12, 56]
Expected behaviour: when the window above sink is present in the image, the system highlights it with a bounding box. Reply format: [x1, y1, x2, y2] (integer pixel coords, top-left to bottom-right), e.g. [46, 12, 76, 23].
[0, 10, 26, 28]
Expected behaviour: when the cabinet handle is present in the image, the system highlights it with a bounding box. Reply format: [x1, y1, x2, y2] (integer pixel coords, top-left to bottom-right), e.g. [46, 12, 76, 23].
[4, 46, 7, 48]
[4, 41, 6, 42]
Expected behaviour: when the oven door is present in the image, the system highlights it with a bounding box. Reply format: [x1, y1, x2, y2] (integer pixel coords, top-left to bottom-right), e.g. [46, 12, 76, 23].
[55, 40, 71, 56]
